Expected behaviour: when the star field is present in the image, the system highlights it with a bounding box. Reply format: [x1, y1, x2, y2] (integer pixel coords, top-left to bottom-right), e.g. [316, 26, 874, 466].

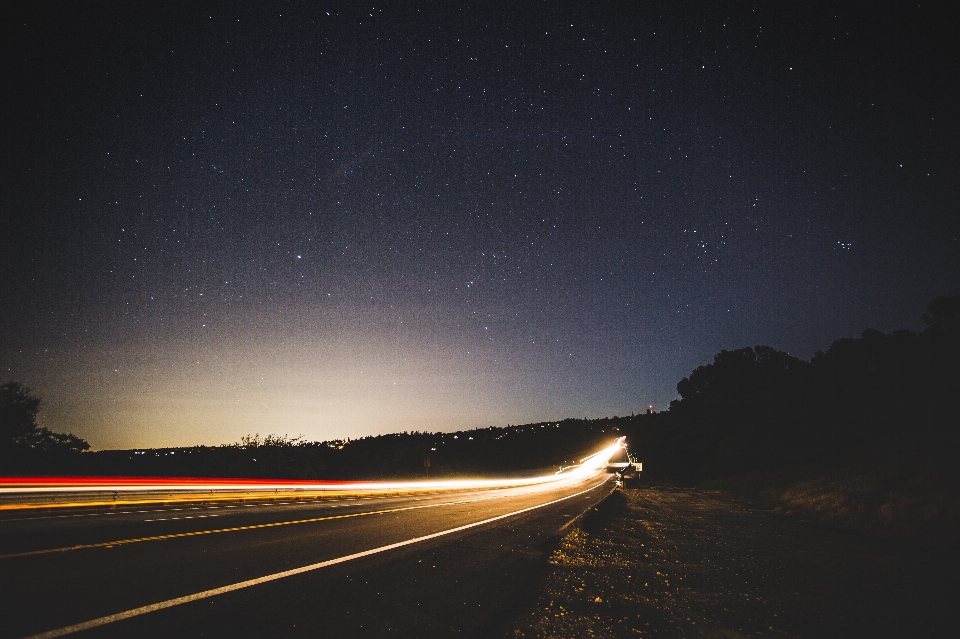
[2, 1, 958, 449]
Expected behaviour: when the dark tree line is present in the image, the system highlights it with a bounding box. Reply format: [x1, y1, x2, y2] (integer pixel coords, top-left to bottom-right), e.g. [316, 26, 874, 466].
[0, 381, 89, 473]
[622, 295, 960, 481]
[16, 422, 618, 480]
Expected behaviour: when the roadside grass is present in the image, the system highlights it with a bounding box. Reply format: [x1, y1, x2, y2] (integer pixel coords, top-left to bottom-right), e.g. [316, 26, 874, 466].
[699, 438, 960, 547]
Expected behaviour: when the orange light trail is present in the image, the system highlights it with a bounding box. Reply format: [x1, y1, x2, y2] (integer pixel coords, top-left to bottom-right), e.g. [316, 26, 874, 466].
[0, 438, 625, 509]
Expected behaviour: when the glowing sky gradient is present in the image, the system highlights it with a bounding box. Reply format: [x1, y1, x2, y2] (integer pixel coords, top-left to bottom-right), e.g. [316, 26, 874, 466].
[3, 2, 958, 449]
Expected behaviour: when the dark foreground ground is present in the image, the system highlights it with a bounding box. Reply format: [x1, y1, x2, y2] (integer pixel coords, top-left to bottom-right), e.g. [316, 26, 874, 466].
[507, 486, 956, 639]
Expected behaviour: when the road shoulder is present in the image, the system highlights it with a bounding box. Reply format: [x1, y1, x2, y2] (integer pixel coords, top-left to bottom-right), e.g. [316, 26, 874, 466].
[505, 486, 954, 638]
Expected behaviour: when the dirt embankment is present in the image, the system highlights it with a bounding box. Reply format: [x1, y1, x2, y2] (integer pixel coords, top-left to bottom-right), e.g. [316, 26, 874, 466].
[507, 486, 954, 638]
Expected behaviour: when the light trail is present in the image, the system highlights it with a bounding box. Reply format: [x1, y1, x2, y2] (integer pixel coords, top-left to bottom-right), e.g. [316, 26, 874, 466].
[0, 439, 626, 509]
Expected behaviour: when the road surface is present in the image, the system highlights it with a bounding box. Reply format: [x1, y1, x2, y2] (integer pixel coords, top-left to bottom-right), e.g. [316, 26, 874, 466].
[0, 473, 613, 638]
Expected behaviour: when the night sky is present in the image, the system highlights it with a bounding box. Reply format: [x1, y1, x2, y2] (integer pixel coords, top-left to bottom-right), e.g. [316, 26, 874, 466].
[3, 2, 958, 450]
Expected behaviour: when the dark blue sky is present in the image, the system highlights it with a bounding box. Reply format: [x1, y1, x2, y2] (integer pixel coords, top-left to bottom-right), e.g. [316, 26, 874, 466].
[3, 1, 958, 449]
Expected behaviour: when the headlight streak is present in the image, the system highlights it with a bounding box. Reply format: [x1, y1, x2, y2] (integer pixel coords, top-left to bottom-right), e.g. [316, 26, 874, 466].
[0, 439, 626, 506]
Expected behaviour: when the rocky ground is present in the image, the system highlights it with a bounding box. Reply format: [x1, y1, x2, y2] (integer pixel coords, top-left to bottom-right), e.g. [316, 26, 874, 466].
[506, 486, 954, 638]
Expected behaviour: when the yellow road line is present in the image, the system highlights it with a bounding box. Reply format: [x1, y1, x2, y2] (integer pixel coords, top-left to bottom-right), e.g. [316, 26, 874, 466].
[0, 508, 397, 560]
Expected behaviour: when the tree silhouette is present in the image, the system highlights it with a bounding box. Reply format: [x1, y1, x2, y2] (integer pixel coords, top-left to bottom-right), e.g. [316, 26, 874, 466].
[0, 382, 41, 449]
[922, 294, 960, 333]
[667, 346, 810, 478]
[0, 382, 89, 469]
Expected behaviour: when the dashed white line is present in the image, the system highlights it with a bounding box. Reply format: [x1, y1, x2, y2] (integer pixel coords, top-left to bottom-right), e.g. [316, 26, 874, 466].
[145, 514, 223, 522]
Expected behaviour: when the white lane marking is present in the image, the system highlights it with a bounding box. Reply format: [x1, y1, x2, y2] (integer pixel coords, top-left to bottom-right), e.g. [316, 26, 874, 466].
[12, 503, 276, 523]
[22, 479, 609, 639]
[144, 514, 223, 522]
[0, 506, 213, 523]
[0, 500, 291, 523]
[1, 494, 411, 523]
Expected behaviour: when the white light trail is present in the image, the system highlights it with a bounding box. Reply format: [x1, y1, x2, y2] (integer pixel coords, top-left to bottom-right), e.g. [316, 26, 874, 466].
[0, 438, 626, 501]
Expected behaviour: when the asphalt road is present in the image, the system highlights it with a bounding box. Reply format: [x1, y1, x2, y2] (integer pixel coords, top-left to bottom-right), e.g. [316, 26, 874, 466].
[0, 474, 613, 638]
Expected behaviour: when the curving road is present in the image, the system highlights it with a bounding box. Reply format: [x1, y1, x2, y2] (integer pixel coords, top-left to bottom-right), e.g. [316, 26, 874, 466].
[0, 471, 614, 638]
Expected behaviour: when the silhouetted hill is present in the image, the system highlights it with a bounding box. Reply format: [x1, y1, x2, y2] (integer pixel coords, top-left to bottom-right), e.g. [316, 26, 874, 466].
[14, 420, 622, 479]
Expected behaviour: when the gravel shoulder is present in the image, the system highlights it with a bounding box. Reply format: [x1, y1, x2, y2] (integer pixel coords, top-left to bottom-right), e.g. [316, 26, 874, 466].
[506, 485, 955, 638]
